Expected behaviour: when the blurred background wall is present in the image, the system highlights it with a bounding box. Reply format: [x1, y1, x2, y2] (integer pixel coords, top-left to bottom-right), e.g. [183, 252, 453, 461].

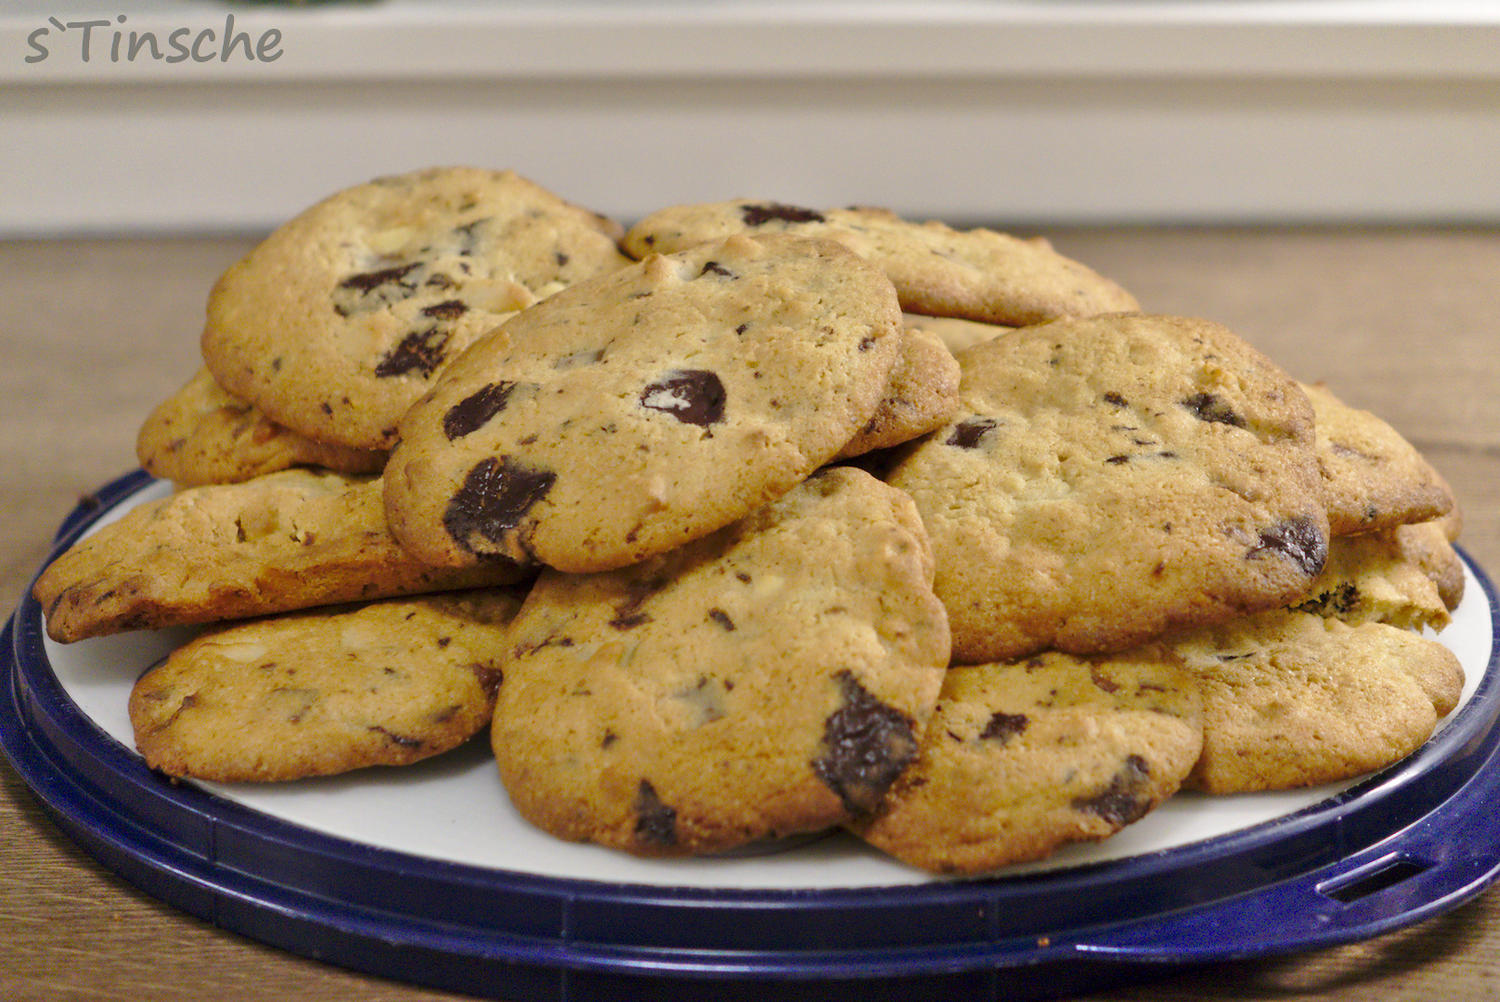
[5, 0, 1500, 233]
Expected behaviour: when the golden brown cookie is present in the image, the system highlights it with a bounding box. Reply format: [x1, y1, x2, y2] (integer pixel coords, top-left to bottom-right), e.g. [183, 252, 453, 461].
[1289, 528, 1451, 632]
[1172, 610, 1464, 794]
[1394, 519, 1467, 611]
[33, 469, 527, 642]
[623, 200, 1139, 326]
[384, 234, 904, 573]
[492, 467, 950, 856]
[202, 167, 631, 450]
[1302, 381, 1454, 536]
[136, 366, 387, 486]
[834, 324, 960, 460]
[852, 649, 1202, 875]
[886, 313, 1329, 663]
[130, 588, 525, 782]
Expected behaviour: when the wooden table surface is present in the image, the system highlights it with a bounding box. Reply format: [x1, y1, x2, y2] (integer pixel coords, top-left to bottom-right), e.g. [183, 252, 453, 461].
[1, 228, 1496, 1001]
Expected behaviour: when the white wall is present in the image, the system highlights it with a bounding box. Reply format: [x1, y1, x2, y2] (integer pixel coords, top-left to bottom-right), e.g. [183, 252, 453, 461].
[6, 1, 1500, 233]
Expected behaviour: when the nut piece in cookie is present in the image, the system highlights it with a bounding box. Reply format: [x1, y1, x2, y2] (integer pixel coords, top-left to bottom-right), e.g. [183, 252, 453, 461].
[852, 649, 1202, 875]
[623, 199, 1139, 326]
[1172, 609, 1464, 794]
[32, 469, 528, 643]
[492, 467, 950, 856]
[202, 167, 632, 450]
[130, 589, 525, 782]
[886, 313, 1330, 662]
[384, 233, 904, 573]
[137, 366, 387, 486]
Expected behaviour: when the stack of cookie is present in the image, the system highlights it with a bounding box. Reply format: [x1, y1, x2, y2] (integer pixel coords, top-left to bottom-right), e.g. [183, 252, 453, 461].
[30, 167, 1466, 876]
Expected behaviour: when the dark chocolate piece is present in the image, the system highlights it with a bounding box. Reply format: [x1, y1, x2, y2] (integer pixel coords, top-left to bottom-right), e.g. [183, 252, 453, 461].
[945, 416, 998, 449]
[812, 670, 917, 815]
[421, 299, 469, 321]
[338, 262, 421, 295]
[374, 327, 449, 378]
[640, 370, 726, 427]
[1180, 392, 1246, 428]
[740, 202, 827, 227]
[979, 711, 1028, 745]
[443, 457, 557, 552]
[1071, 754, 1152, 826]
[1247, 515, 1328, 577]
[633, 780, 678, 847]
[443, 381, 517, 440]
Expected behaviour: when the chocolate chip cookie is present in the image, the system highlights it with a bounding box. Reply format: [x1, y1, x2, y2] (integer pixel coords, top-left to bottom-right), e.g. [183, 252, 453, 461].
[33, 469, 527, 642]
[384, 233, 904, 573]
[834, 324, 960, 460]
[1289, 527, 1451, 632]
[623, 199, 1139, 325]
[130, 588, 525, 782]
[852, 648, 1202, 874]
[202, 167, 631, 450]
[491, 467, 950, 856]
[1394, 519, 1466, 611]
[1303, 381, 1454, 536]
[1172, 609, 1464, 794]
[137, 366, 387, 486]
[885, 313, 1330, 663]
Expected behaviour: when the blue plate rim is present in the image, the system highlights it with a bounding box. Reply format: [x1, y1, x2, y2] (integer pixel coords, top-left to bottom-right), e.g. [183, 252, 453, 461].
[6, 469, 1500, 989]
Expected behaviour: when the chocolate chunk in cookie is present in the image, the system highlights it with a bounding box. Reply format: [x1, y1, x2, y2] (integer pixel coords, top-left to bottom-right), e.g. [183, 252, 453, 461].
[852, 649, 1201, 874]
[203, 167, 632, 450]
[624, 198, 1139, 326]
[33, 469, 527, 642]
[385, 233, 904, 573]
[492, 468, 949, 856]
[886, 313, 1329, 662]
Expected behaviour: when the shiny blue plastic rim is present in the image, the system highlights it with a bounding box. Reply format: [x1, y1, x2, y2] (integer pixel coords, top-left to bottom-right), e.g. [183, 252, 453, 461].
[6, 469, 1500, 1002]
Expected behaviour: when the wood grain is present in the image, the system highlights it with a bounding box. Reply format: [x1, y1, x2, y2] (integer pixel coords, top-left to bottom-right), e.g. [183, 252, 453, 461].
[1, 229, 1496, 1001]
